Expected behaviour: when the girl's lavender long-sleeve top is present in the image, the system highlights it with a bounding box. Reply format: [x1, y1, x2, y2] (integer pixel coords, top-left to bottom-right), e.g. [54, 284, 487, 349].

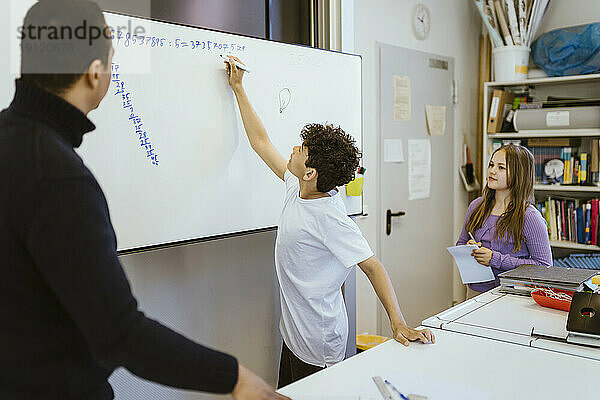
[457, 197, 553, 292]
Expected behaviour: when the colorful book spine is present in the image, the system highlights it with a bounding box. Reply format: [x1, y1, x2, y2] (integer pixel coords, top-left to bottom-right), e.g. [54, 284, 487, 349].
[591, 199, 598, 246]
[585, 202, 592, 244]
[581, 153, 588, 184]
[577, 206, 584, 244]
[552, 200, 558, 240]
[561, 201, 567, 241]
[592, 139, 599, 184]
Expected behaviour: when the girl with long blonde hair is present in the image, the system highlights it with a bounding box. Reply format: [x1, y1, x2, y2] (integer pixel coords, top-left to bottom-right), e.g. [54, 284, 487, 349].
[456, 144, 552, 298]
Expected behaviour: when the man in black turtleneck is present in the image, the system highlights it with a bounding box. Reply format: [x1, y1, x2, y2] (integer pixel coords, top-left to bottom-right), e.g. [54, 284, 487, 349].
[0, 1, 289, 400]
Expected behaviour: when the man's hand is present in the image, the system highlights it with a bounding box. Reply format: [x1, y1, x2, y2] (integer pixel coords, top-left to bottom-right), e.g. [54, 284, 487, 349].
[231, 364, 291, 400]
[225, 55, 246, 92]
[471, 246, 493, 266]
[392, 323, 435, 346]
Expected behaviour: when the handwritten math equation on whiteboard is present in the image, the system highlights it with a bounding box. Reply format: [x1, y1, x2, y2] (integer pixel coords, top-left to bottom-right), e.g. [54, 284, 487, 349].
[106, 25, 249, 166]
[109, 29, 247, 53]
[111, 63, 159, 167]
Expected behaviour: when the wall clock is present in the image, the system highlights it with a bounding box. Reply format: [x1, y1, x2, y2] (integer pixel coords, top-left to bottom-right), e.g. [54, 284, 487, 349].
[413, 4, 431, 40]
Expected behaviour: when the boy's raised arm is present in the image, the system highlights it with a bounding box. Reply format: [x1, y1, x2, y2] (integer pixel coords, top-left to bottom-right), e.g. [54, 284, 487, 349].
[225, 57, 287, 181]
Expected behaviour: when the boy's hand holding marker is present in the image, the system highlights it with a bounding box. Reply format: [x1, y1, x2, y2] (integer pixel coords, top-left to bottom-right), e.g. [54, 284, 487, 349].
[468, 232, 492, 267]
[224, 55, 246, 91]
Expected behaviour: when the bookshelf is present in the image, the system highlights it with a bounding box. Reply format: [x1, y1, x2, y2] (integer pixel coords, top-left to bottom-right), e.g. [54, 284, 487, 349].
[482, 74, 600, 253]
[549, 240, 600, 251]
[488, 129, 600, 139]
[534, 184, 600, 193]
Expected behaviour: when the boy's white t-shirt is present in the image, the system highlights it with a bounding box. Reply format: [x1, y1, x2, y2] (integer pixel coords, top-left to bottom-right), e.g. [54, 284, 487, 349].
[276, 170, 373, 367]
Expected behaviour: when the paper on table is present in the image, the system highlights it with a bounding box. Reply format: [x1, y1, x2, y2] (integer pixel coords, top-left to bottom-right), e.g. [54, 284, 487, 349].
[356, 370, 493, 400]
[447, 245, 495, 284]
[425, 105, 446, 136]
[384, 139, 404, 163]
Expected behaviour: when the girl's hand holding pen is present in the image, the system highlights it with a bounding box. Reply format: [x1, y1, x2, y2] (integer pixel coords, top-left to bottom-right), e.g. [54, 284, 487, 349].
[466, 239, 481, 247]
[471, 246, 493, 266]
[466, 231, 490, 265]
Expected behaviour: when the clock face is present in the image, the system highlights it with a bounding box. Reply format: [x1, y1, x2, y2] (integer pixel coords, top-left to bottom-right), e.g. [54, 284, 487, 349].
[413, 4, 431, 40]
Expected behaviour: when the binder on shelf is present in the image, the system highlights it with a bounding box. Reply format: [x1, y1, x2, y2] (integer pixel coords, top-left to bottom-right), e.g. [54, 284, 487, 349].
[513, 106, 600, 131]
[488, 89, 514, 133]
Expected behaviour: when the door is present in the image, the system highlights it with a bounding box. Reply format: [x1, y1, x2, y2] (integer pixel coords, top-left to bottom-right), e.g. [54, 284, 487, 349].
[378, 43, 454, 332]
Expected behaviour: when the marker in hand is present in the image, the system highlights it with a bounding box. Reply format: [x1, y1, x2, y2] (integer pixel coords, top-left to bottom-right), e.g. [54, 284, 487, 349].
[220, 54, 250, 73]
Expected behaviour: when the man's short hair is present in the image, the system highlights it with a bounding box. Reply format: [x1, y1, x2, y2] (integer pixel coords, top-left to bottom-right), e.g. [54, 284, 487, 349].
[20, 0, 111, 94]
[300, 123, 362, 193]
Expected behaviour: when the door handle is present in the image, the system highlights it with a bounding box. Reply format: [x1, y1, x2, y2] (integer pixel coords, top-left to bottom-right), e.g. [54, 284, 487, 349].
[386, 209, 406, 235]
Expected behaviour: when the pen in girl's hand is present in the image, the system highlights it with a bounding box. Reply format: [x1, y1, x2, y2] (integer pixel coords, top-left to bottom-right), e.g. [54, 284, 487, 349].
[468, 231, 479, 246]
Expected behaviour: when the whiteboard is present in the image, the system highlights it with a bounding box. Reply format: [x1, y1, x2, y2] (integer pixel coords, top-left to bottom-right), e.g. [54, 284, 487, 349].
[3, 11, 362, 252]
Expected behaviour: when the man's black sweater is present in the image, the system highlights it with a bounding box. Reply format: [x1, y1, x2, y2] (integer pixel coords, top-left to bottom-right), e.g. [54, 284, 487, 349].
[0, 80, 238, 399]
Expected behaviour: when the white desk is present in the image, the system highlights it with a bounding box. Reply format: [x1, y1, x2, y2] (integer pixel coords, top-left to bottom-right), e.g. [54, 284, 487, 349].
[278, 328, 600, 399]
[422, 288, 600, 361]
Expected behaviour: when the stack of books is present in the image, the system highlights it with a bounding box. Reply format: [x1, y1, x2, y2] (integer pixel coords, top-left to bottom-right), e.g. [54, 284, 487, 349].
[555, 254, 600, 270]
[499, 264, 599, 294]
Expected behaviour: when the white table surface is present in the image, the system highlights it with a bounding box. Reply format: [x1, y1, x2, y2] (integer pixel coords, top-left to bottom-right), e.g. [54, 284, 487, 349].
[421, 288, 600, 360]
[278, 328, 600, 399]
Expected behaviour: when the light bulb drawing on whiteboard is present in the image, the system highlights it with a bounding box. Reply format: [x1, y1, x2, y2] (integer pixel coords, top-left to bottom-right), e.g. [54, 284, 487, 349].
[278, 88, 291, 113]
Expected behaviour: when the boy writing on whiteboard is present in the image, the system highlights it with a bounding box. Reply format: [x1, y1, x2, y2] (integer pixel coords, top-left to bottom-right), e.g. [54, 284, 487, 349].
[223, 56, 434, 388]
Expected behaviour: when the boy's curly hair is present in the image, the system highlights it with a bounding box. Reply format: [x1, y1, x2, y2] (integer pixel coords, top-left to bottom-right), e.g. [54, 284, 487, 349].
[300, 123, 361, 192]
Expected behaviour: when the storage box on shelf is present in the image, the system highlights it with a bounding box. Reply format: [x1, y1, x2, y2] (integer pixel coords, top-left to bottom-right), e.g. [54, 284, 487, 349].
[482, 74, 600, 254]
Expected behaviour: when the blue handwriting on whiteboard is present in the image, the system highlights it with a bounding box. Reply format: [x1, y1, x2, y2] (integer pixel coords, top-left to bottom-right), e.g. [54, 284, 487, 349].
[110, 28, 246, 52]
[111, 63, 159, 167]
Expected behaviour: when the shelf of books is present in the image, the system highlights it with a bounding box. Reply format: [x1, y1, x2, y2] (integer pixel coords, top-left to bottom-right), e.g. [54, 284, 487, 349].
[549, 240, 600, 251]
[538, 198, 600, 251]
[483, 74, 600, 254]
[486, 73, 600, 89]
[488, 129, 600, 139]
[534, 184, 600, 193]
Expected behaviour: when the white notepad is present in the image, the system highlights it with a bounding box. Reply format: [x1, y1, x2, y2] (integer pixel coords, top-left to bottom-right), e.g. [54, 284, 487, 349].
[447, 245, 495, 284]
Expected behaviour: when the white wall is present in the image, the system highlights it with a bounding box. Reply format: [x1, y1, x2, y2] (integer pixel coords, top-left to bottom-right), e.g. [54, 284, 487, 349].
[111, 232, 281, 400]
[349, 0, 480, 334]
[538, 0, 600, 35]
